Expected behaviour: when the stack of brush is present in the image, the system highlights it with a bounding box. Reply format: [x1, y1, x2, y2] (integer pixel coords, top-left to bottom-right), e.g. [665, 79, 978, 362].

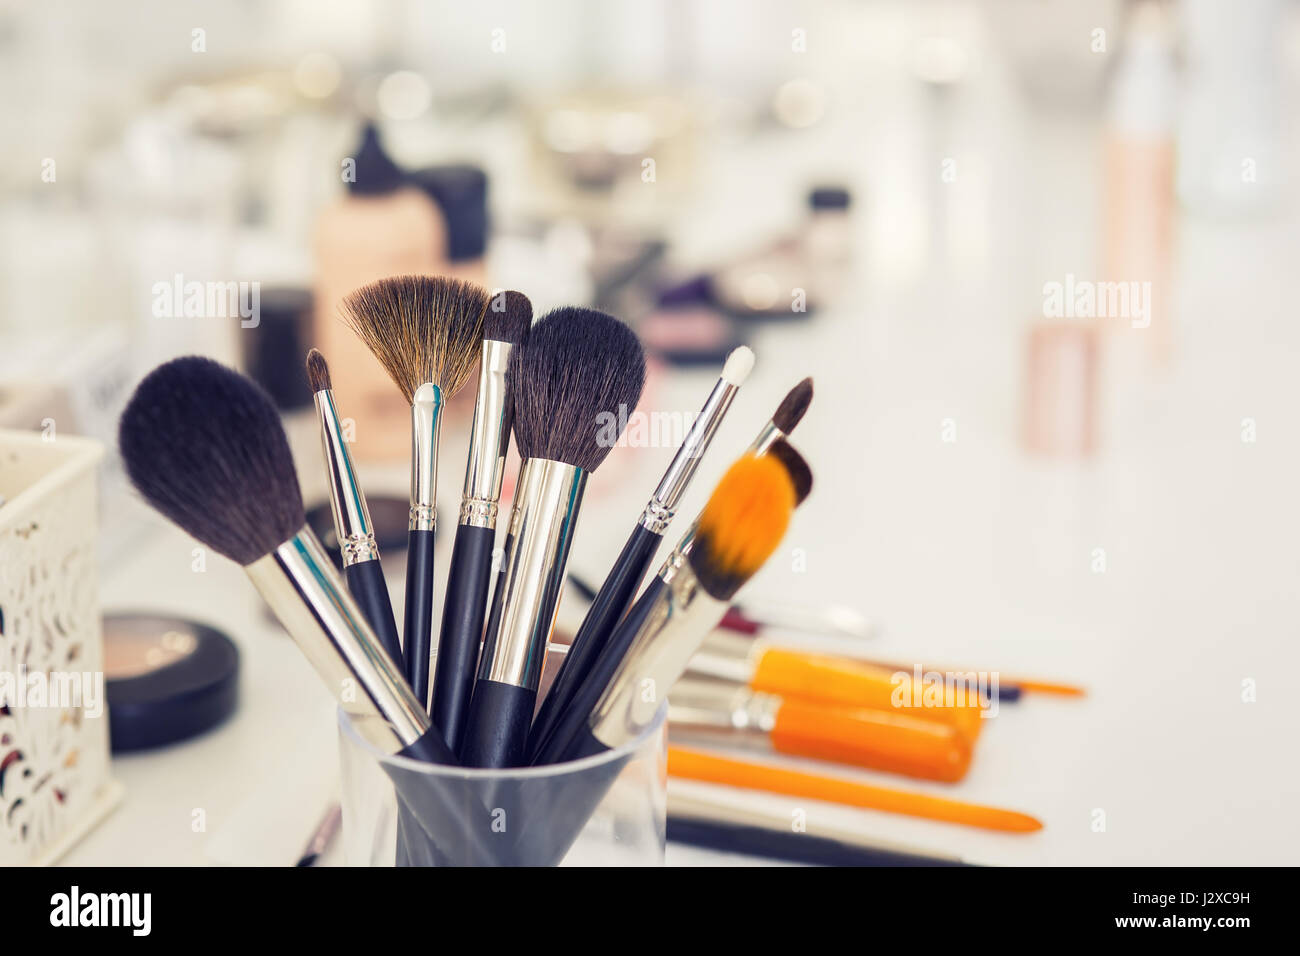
[118, 273, 818, 866]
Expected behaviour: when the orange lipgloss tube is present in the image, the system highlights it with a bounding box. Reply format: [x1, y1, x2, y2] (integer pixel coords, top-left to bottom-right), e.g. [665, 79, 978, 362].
[669, 679, 973, 782]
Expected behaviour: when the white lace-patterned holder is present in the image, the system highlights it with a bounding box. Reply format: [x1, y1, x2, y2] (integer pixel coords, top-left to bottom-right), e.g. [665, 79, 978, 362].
[0, 429, 120, 865]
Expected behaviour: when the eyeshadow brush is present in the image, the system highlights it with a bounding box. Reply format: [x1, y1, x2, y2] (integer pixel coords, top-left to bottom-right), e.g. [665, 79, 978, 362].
[305, 348, 403, 666]
[429, 291, 532, 750]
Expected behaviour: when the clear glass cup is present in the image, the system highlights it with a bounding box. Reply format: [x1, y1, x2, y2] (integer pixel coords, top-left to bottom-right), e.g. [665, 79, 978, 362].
[337, 705, 667, 866]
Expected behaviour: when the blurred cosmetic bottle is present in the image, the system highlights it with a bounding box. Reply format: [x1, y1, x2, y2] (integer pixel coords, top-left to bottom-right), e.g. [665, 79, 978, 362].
[1102, 0, 1176, 365]
[312, 123, 447, 463]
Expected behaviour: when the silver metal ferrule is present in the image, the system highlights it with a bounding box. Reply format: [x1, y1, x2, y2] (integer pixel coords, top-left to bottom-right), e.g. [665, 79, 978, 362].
[476, 458, 587, 690]
[409, 385, 443, 531]
[685, 632, 761, 684]
[460, 339, 515, 530]
[314, 390, 378, 567]
[638, 376, 739, 534]
[586, 549, 730, 750]
[244, 527, 430, 755]
[748, 419, 783, 455]
[667, 678, 780, 745]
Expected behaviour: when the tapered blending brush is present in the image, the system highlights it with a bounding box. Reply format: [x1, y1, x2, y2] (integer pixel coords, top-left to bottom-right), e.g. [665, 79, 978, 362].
[430, 290, 532, 751]
[459, 307, 646, 768]
[532, 449, 801, 766]
[752, 376, 812, 453]
[668, 677, 973, 782]
[527, 345, 755, 759]
[118, 357, 454, 767]
[341, 275, 490, 710]
[305, 348, 403, 667]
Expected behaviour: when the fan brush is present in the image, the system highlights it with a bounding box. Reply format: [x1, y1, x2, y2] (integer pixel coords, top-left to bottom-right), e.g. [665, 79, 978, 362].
[341, 275, 490, 710]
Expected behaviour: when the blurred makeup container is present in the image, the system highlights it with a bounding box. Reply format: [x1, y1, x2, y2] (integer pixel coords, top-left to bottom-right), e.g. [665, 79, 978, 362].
[312, 124, 448, 463]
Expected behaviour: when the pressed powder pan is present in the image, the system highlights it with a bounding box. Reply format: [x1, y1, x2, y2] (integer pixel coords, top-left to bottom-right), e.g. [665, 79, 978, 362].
[104, 613, 239, 752]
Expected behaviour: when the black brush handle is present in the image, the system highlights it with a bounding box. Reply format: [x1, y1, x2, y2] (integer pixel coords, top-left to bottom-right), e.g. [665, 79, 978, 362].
[343, 559, 403, 669]
[403, 528, 437, 709]
[530, 576, 667, 766]
[430, 523, 495, 750]
[528, 524, 661, 759]
[395, 723, 457, 765]
[665, 818, 972, 867]
[459, 679, 536, 768]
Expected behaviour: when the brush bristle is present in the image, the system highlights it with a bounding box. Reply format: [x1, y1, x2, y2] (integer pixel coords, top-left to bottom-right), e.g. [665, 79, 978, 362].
[485, 290, 533, 345]
[509, 307, 646, 471]
[340, 275, 490, 402]
[765, 438, 812, 504]
[688, 453, 794, 600]
[118, 357, 305, 566]
[772, 377, 813, 433]
[305, 348, 331, 393]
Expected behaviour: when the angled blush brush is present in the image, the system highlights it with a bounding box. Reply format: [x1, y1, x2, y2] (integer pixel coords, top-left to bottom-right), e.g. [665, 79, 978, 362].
[306, 348, 403, 667]
[527, 345, 754, 760]
[118, 356, 453, 767]
[531, 448, 801, 767]
[459, 307, 646, 768]
[341, 275, 490, 710]
[430, 290, 532, 750]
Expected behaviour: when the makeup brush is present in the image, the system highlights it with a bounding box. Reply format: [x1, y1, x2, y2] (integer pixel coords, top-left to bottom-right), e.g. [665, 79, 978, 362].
[429, 290, 532, 750]
[118, 356, 453, 767]
[752, 376, 813, 453]
[689, 632, 987, 742]
[668, 677, 973, 782]
[532, 449, 802, 766]
[668, 746, 1043, 833]
[306, 348, 403, 667]
[527, 345, 754, 758]
[667, 790, 972, 866]
[341, 275, 490, 710]
[459, 307, 646, 768]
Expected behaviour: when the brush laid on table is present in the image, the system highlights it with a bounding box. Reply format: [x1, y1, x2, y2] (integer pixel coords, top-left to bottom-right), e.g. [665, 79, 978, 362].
[459, 307, 646, 768]
[429, 290, 532, 751]
[668, 677, 972, 781]
[305, 348, 403, 666]
[688, 631, 988, 743]
[667, 790, 973, 866]
[341, 275, 490, 710]
[532, 446, 804, 766]
[526, 345, 754, 758]
[668, 746, 1043, 833]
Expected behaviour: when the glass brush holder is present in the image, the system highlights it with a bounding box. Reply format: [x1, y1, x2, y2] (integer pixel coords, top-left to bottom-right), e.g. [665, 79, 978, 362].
[337, 705, 667, 866]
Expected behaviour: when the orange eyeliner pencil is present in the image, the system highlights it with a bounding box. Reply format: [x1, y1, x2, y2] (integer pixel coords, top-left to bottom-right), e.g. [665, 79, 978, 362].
[667, 745, 1043, 834]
